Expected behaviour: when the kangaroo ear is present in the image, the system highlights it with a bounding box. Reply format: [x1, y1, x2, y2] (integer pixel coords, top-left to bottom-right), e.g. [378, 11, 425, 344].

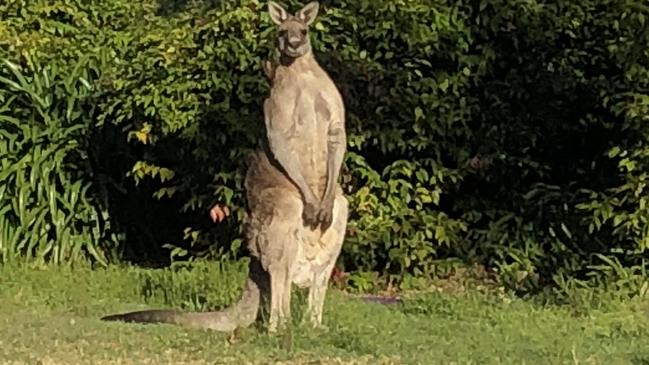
[296, 1, 319, 26]
[268, 1, 288, 25]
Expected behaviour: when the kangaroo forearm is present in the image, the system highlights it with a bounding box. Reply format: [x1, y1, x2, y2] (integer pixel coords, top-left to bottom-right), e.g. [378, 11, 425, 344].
[322, 131, 346, 202]
[267, 132, 318, 203]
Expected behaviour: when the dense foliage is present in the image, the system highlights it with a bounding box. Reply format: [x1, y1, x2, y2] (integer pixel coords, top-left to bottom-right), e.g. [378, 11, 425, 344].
[1, 0, 648, 297]
[0, 56, 120, 265]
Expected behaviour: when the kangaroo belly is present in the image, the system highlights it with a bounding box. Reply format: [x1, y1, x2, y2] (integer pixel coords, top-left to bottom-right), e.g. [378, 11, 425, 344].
[266, 73, 334, 198]
[295, 137, 328, 198]
[290, 99, 330, 197]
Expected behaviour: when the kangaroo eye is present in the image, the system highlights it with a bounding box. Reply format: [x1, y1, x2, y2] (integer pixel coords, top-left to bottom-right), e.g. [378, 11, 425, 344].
[301, 29, 307, 35]
[279, 30, 288, 36]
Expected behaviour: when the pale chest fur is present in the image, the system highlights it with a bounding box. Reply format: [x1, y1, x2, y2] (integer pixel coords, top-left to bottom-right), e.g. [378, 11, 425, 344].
[266, 57, 344, 196]
[268, 61, 343, 133]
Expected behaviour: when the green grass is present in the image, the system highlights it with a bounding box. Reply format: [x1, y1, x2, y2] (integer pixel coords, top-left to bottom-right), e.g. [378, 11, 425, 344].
[1, 261, 649, 365]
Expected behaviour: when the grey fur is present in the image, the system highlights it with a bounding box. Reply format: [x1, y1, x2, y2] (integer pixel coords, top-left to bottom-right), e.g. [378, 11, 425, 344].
[101, 1, 347, 333]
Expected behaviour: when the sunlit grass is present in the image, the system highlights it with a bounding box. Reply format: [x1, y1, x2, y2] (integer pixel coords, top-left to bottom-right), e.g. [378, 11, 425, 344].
[1, 261, 648, 364]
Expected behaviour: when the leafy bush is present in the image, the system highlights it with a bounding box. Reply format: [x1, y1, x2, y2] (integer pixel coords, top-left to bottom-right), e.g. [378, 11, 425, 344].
[452, 0, 649, 296]
[1, 0, 649, 299]
[0, 56, 117, 265]
[2, 0, 477, 272]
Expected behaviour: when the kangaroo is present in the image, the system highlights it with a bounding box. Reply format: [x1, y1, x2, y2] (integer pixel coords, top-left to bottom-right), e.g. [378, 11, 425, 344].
[102, 1, 348, 333]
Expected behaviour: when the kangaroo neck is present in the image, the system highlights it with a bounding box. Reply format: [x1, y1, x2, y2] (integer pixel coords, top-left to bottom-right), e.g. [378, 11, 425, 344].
[275, 53, 319, 85]
[279, 51, 315, 68]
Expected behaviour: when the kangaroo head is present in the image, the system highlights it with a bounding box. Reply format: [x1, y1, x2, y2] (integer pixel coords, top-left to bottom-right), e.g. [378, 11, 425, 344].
[268, 1, 319, 60]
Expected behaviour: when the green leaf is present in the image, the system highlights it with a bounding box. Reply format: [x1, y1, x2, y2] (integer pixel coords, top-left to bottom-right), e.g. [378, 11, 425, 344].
[414, 107, 424, 121]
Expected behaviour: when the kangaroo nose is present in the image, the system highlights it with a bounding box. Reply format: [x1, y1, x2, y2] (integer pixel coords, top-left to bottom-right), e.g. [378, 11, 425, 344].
[288, 36, 301, 47]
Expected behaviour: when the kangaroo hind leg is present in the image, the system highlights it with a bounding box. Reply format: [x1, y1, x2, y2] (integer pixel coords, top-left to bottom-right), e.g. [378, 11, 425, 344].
[307, 193, 348, 327]
[258, 191, 302, 333]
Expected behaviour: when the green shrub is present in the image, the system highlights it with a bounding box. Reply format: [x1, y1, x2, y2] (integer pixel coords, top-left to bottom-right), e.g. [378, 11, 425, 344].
[0, 56, 118, 265]
[2, 0, 476, 273]
[452, 0, 649, 296]
[1, 0, 649, 299]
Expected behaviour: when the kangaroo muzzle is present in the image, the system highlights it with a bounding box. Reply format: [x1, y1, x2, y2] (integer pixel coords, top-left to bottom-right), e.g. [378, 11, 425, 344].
[288, 35, 302, 48]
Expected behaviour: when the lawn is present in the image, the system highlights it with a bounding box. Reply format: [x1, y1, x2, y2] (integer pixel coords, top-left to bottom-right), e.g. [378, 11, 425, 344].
[1, 261, 648, 365]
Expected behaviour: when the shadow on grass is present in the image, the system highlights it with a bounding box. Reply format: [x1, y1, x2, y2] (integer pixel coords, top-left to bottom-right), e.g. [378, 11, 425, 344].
[632, 357, 649, 365]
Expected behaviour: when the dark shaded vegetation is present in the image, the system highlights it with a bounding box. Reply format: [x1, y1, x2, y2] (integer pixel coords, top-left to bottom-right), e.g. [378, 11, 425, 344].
[1, 0, 648, 302]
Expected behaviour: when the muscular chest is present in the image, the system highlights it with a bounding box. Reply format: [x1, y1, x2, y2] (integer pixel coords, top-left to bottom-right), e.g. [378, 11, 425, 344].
[268, 78, 332, 136]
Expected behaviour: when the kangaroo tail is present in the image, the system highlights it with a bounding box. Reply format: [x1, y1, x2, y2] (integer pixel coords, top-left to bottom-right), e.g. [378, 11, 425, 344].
[101, 259, 267, 332]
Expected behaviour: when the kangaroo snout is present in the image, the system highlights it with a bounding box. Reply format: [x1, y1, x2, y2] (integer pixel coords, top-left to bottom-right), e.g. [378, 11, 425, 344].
[288, 35, 302, 47]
